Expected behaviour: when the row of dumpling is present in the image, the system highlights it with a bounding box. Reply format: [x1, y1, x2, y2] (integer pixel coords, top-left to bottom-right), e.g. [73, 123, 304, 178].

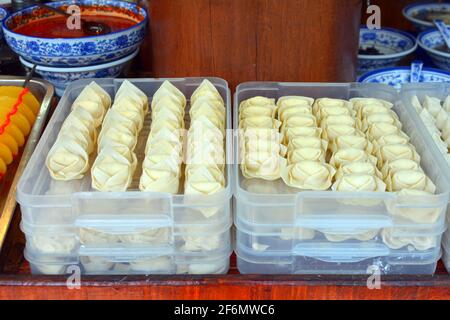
[91, 81, 148, 192]
[46, 82, 111, 181]
[352, 98, 435, 196]
[412, 95, 450, 165]
[139, 81, 185, 193]
[239, 96, 284, 181]
[184, 80, 226, 206]
[278, 97, 336, 190]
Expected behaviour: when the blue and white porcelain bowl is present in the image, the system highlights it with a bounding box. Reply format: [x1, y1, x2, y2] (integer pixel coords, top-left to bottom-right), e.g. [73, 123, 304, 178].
[358, 66, 450, 90]
[0, 7, 7, 41]
[403, 3, 450, 32]
[358, 27, 417, 75]
[418, 27, 450, 71]
[20, 49, 138, 96]
[3, 0, 147, 67]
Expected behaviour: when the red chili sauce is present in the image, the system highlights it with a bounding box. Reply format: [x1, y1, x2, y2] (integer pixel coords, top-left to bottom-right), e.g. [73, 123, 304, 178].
[13, 15, 137, 38]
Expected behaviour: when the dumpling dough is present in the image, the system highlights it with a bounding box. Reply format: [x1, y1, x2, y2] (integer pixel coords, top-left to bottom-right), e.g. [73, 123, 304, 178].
[91, 147, 137, 192]
[46, 135, 90, 181]
[385, 169, 436, 193]
[332, 174, 386, 192]
[381, 228, 437, 251]
[387, 189, 441, 224]
[330, 148, 377, 168]
[281, 160, 336, 190]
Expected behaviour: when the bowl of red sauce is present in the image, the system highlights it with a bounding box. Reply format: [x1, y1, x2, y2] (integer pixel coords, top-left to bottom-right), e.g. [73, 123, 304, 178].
[2, 0, 147, 67]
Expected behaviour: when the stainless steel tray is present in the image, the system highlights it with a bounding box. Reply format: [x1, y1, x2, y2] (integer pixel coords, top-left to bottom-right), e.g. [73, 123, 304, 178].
[0, 76, 54, 251]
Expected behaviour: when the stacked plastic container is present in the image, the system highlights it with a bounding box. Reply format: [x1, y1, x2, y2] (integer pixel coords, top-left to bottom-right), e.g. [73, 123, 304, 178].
[400, 82, 450, 274]
[16, 78, 233, 275]
[234, 82, 450, 275]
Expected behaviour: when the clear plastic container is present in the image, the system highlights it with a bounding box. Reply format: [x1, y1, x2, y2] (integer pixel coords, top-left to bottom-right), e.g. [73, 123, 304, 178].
[443, 229, 450, 274]
[233, 82, 450, 275]
[234, 82, 450, 231]
[25, 245, 233, 275]
[16, 78, 233, 229]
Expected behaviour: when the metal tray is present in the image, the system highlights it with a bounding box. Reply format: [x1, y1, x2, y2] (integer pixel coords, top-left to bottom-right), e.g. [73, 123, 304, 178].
[0, 76, 54, 251]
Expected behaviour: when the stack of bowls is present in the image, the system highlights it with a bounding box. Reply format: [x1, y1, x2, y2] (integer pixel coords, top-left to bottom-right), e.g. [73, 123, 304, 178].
[358, 26, 417, 75]
[2, 0, 148, 95]
[0, 7, 7, 42]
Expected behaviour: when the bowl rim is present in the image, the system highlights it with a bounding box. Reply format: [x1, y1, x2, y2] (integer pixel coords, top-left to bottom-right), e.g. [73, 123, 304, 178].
[358, 26, 417, 60]
[402, 2, 450, 28]
[2, 0, 148, 41]
[418, 27, 450, 59]
[358, 66, 450, 83]
[0, 6, 8, 20]
[19, 47, 139, 71]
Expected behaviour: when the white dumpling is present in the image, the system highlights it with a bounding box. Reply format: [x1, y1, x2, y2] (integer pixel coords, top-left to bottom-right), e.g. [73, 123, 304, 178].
[240, 116, 281, 130]
[381, 228, 437, 251]
[331, 135, 373, 153]
[388, 189, 441, 224]
[191, 79, 224, 105]
[322, 125, 363, 142]
[411, 95, 423, 113]
[185, 166, 225, 195]
[335, 162, 382, 180]
[287, 147, 326, 163]
[72, 100, 106, 127]
[380, 159, 421, 180]
[423, 95, 442, 118]
[351, 97, 393, 110]
[443, 95, 450, 113]
[332, 174, 386, 192]
[376, 143, 420, 167]
[115, 80, 148, 114]
[277, 96, 314, 109]
[385, 169, 436, 193]
[278, 105, 313, 122]
[280, 161, 336, 190]
[288, 136, 327, 151]
[330, 148, 377, 168]
[320, 115, 359, 129]
[152, 80, 186, 108]
[366, 123, 401, 140]
[139, 169, 180, 193]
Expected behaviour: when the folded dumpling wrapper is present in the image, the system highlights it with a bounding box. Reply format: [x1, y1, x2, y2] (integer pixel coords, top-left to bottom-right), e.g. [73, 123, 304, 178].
[278, 104, 313, 122]
[366, 123, 402, 141]
[139, 169, 180, 193]
[242, 152, 284, 180]
[153, 95, 185, 118]
[322, 125, 363, 142]
[313, 98, 353, 115]
[423, 95, 442, 118]
[282, 127, 322, 144]
[320, 114, 359, 129]
[288, 136, 328, 151]
[324, 230, 379, 242]
[434, 108, 449, 131]
[191, 79, 224, 105]
[79, 228, 121, 244]
[74, 81, 111, 111]
[381, 159, 421, 180]
[357, 103, 391, 120]
[240, 96, 276, 110]
[330, 148, 377, 169]
[277, 96, 314, 109]
[331, 135, 373, 154]
[287, 147, 326, 163]
[97, 123, 138, 152]
[376, 143, 421, 168]
[59, 122, 94, 154]
[281, 160, 336, 190]
[386, 169, 436, 193]
[240, 116, 281, 130]
[373, 133, 410, 153]
[387, 189, 441, 224]
[239, 104, 277, 120]
[332, 174, 386, 192]
[360, 111, 402, 132]
[115, 80, 149, 114]
[72, 100, 106, 127]
[102, 109, 140, 136]
[335, 162, 382, 180]
[63, 107, 97, 142]
[381, 228, 437, 251]
[152, 80, 186, 108]
[315, 105, 354, 121]
[91, 147, 137, 192]
[46, 135, 90, 181]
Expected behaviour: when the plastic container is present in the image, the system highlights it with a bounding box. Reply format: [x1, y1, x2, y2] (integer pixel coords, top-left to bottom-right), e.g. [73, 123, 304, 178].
[233, 82, 450, 274]
[17, 77, 233, 275]
[26, 245, 233, 275]
[17, 78, 232, 228]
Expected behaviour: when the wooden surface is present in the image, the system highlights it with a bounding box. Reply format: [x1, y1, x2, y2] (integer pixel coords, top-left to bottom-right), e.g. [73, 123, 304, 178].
[0, 207, 449, 300]
[141, 0, 362, 89]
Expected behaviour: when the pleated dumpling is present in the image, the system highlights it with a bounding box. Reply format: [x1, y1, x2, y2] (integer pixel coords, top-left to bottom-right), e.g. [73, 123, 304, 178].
[331, 135, 373, 153]
[288, 136, 327, 151]
[101, 109, 139, 137]
[91, 146, 137, 192]
[373, 133, 410, 152]
[242, 152, 285, 181]
[315, 104, 354, 121]
[332, 174, 386, 192]
[366, 123, 401, 140]
[239, 96, 275, 109]
[184, 165, 225, 195]
[322, 124, 362, 142]
[240, 116, 281, 130]
[46, 135, 90, 181]
[330, 148, 377, 168]
[281, 160, 336, 190]
[376, 143, 420, 166]
[191, 79, 224, 105]
[361, 112, 402, 132]
[283, 127, 322, 144]
[287, 147, 326, 163]
[151, 80, 186, 108]
[71, 100, 106, 127]
[335, 162, 382, 180]
[313, 98, 352, 115]
[140, 167, 180, 193]
[74, 81, 111, 111]
[320, 115, 359, 129]
[381, 228, 436, 251]
[97, 122, 138, 152]
[423, 95, 442, 118]
[277, 96, 314, 109]
[381, 159, 421, 180]
[385, 169, 436, 193]
[278, 105, 312, 122]
[115, 80, 148, 114]
[351, 97, 393, 110]
[411, 95, 423, 113]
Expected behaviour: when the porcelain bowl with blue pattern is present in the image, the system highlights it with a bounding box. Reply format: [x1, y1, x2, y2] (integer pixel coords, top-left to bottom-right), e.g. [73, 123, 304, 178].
[0, 7, 7, 41]
[358, 27, 417, 75]
[403, 2, 450, 32]
[2, 0, 147, 67]
[418, 27, 450, 71]
[358, 66, 450, 90]
[20, 49, 138, 96]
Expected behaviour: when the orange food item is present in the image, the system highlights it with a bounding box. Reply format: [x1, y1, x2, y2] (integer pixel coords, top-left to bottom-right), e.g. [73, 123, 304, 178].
[0, 103, 32, 136]
[0, 133, 19, 156]
[0, 158, 6, 179]
[0, 86, 40, 115]
[0, 143, 13, 165]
